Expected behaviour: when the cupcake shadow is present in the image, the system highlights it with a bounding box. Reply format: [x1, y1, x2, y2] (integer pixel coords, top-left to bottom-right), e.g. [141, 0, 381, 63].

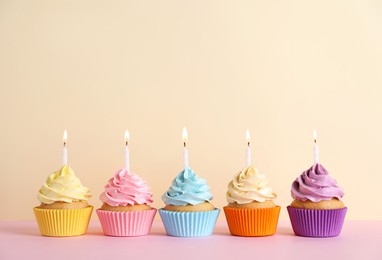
[275, 226, 295, 236]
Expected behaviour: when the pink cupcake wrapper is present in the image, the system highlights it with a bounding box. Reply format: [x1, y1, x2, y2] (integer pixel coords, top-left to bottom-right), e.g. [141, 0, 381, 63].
[96, 208, 157, 237]
[287, 206, 347, 237]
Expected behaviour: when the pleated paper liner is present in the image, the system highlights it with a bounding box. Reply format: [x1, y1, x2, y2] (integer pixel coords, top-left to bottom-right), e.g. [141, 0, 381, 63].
[223, 206, 280, 237]
[33, 206, 93, 237]
[158, 209, 220, 237]
[96, 208, 157, 237]
[287, 206, 347, 237]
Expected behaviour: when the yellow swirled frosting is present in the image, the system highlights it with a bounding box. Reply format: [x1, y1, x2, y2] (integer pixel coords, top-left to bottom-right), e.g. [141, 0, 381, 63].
[37, 165, 91, 204]
[226, 165, 276, 204]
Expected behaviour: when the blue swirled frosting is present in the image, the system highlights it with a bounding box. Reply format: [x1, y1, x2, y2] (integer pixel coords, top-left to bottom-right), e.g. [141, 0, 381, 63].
[162, 167, 213, 206]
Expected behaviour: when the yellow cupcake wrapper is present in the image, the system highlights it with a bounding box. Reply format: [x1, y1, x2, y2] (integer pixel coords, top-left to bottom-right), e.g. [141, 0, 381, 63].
[34, 206, 93, 237]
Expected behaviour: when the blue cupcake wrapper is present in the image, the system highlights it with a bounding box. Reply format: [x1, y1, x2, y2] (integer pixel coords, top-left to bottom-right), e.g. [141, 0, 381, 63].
[158, 209, 220, 237]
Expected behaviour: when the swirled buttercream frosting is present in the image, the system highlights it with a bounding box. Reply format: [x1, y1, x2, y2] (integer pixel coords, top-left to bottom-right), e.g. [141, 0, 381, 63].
[226, 165, 277, 204]
[100, 168, 153, 206]
[37, 165, 91, 204]
[162, 167, 213, 206]
[291, 163, 344, 202]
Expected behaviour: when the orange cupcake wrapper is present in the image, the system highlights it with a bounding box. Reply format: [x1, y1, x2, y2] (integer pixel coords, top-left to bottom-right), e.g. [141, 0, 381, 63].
[34, 206, 93, 237]
[223, 206, 280, 237]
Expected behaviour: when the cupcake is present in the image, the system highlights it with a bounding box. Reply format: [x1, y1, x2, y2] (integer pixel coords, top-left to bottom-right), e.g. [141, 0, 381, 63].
[97, 168, 156, 236]
[159, 167, 220, 237]
[224, 165, 280, 236]
[287, 163, 347, 237]
[34, 165, 93, 237]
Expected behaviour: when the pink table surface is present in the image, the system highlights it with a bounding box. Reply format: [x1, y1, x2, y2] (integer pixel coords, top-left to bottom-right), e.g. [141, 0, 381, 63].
[1, 220, 381, 260]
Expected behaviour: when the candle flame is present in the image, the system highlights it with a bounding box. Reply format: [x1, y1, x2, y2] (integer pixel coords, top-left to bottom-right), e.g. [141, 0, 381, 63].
[246, 129, 251, 143]
[182, 127, 188, 143]
[124, 130, 130, 143]
[313, 129, 318, 142]
[63, 130, 68, 143]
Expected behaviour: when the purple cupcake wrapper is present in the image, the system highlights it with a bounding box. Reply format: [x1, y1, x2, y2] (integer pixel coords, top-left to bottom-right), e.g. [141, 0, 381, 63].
[158, 209, 220, 237]
[287, 206, 347, 237]
[97, 209, 157, 237]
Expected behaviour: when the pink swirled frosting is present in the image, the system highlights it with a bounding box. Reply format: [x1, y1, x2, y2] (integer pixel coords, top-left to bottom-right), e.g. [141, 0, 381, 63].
[291, 163, 344, 202]
[100, 168, 153, 206]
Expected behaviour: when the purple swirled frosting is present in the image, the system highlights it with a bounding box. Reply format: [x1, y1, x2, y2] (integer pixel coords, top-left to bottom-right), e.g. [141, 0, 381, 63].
[291, 163, 344, 202]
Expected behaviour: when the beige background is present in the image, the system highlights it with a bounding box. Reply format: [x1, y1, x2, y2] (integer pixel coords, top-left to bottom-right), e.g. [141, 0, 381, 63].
[1, 0, 381, 221]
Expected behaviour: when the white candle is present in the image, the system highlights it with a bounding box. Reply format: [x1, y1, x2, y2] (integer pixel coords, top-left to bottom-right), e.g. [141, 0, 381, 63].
[313, 129, 319, 164]
[246, 130, 251, 167]
[62, 130, 68, 165]
[182, 127, 189, 169]
[124, 130, 130, 171]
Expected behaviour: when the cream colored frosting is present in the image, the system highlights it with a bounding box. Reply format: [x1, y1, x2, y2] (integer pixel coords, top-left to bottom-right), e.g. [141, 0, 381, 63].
[37, 165, 91, 204]
[226, 165, 276, 204]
